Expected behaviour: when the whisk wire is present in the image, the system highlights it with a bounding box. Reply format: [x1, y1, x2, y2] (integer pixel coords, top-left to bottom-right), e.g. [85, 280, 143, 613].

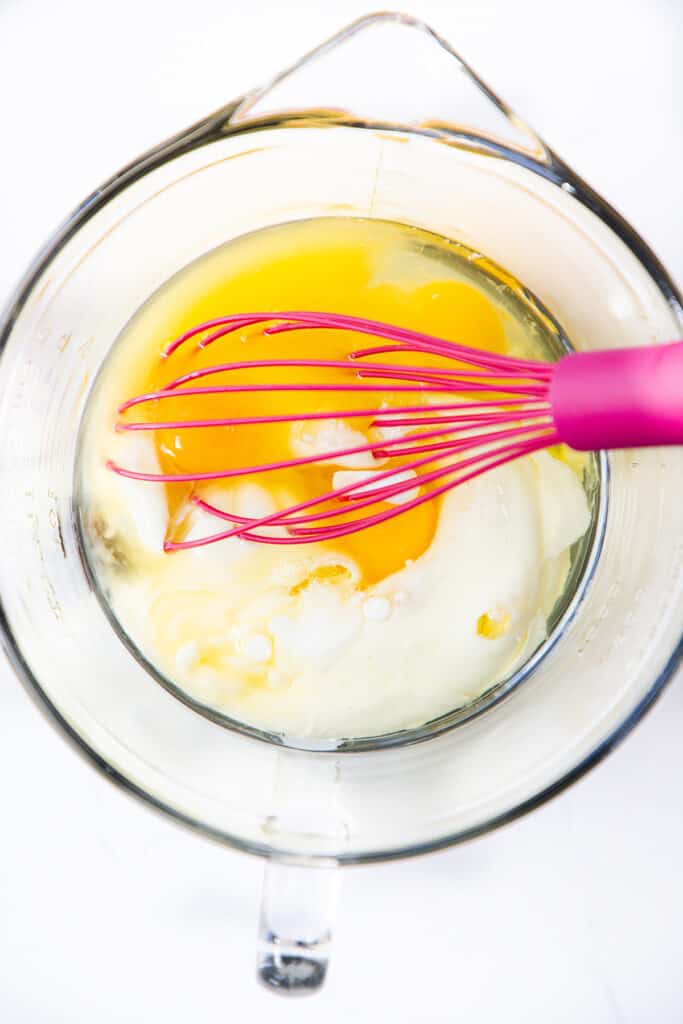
[111, 311, 559, 549]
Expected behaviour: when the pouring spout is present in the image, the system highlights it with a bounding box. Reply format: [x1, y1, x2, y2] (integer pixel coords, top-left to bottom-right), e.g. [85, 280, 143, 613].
[228, 11, 550, 163]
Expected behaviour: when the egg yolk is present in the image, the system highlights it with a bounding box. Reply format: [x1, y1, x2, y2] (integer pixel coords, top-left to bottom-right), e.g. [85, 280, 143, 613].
[120, 223, 508, 585]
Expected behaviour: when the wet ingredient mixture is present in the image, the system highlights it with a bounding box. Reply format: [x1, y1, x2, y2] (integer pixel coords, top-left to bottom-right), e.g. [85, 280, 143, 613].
[79, 218, 593, 740]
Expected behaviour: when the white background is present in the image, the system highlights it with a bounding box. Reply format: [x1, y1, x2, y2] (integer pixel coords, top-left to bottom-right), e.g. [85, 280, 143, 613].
[1, 1, 682, 1020]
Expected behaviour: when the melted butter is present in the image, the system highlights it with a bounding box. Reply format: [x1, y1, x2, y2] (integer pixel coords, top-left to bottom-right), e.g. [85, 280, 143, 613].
[476, 609, 512, 639]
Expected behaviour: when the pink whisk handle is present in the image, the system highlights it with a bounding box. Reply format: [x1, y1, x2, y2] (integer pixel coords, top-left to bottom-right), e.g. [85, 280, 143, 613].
[550, 341, 683, 451]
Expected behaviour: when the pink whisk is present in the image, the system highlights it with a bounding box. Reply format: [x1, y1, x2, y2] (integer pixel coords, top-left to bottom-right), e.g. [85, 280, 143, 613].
[109, 312, 683, 550]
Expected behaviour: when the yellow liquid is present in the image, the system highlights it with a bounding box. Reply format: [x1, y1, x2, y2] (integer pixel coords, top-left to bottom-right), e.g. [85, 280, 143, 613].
[112, 217, 568, 586]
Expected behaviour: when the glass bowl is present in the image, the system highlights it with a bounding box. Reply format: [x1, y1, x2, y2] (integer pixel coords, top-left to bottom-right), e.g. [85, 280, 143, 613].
[1, 13, 682, 994]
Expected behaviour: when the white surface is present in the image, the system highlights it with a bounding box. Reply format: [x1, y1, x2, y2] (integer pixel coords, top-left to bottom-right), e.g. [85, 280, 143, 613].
[1, 0, 682, 1020]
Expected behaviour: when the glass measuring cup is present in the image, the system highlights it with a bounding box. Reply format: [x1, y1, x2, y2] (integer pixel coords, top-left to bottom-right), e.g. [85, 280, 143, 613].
[1, 12, 682, 995]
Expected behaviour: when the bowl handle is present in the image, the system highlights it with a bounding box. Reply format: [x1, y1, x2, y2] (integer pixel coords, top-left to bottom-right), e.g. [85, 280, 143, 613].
[257, 859, 339, 996]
